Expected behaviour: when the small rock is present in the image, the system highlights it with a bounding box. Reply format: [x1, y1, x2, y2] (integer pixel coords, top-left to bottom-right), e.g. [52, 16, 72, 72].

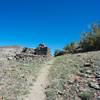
[86, 70, 92, 74]
[77, 54, 81, 57]
[97, 96, 100, 100]
[88, 82, 100, 90]
[84, 74, 94, 78]
[57, 90, 63, 95]
[7, 57, 13, 60]
[96, 75, 100, 78]
[95, 72, 100, 78]
[84, 63, 91, 67]
[79, 69, 84, 73]
[84, 74, 89, 78]
[67, 80, 74, 84]
[96, 71, 100, 74]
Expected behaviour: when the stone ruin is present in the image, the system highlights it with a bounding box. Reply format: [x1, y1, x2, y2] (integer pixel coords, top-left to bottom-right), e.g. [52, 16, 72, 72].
[35, 44, 50, 56]
[0, 44, 51, 62]
[15, 44, 51, 62]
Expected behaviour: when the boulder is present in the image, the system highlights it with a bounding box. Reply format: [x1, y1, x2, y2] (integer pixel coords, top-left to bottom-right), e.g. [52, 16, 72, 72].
[88, 82, 100, 90]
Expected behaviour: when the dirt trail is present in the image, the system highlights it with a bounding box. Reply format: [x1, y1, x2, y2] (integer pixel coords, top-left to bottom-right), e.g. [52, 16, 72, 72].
[25, 59, 54, 100]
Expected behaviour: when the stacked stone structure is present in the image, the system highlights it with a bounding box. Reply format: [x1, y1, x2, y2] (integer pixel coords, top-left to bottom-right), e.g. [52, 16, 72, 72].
[15, 44, 51, 62]
[34, 44, 50, 56]
[0, 44, 51, 62]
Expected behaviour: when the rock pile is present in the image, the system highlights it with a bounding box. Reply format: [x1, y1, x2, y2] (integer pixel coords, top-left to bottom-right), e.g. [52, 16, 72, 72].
[0, 44, 51, 62]
[14, 44, 51, 62]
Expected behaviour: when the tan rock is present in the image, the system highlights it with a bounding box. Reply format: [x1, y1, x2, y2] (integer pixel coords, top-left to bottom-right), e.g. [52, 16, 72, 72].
[0, 96, 3, 100]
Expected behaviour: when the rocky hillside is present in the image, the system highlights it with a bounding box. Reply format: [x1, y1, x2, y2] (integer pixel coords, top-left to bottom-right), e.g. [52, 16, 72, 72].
[46, 51, 100, 100]
[0, 44, 51, 61]
[0, 46, 22, 60]
[0, 44, 51, 100]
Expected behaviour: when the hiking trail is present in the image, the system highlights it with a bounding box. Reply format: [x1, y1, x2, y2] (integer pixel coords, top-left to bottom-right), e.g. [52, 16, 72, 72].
[25, 59, 54, 100]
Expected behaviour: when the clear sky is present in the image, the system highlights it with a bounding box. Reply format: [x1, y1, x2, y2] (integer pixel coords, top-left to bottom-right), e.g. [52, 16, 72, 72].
[0, 0, 100, 54]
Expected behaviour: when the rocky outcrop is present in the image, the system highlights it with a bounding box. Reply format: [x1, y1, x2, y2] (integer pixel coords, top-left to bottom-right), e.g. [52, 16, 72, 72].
[0, 44, 51, 62]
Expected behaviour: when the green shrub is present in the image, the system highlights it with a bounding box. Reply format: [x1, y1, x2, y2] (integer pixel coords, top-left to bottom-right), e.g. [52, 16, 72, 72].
[63, 42, 78, 53]
[80, 22, 100, 52]
[79, 91, 93, 100]
[62, 22, 100, 53]
[54, 49, 64, 57]
[80, 32, 96, 51]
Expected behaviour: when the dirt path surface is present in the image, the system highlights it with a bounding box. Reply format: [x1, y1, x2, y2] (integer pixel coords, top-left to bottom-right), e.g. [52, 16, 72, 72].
[25, 59, 54, 100]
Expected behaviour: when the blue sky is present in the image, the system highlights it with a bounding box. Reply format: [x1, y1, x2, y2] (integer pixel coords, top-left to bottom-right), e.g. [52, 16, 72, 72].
[0, 0, 100, 54]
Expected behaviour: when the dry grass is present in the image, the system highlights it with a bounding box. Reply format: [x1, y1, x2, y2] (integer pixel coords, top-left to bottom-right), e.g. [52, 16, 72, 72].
[46, 51, 100, 100]
[0, 60, 45, 100]
[45, 55, 81, 100]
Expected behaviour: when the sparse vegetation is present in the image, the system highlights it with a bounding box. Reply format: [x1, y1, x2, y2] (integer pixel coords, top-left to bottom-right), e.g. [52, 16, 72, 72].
[79, 91, 93, 100]
[45, 55, 82, 100]
[0, 60, 44, 100]
[63, 42, 78, 53]
[46, 51, 100, 100]
[54, 22, 100, 56]
[79, 22, 100, 52]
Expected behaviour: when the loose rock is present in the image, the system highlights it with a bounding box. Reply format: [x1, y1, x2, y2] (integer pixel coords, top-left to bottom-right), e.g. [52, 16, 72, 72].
[88, 82, 100, 90]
